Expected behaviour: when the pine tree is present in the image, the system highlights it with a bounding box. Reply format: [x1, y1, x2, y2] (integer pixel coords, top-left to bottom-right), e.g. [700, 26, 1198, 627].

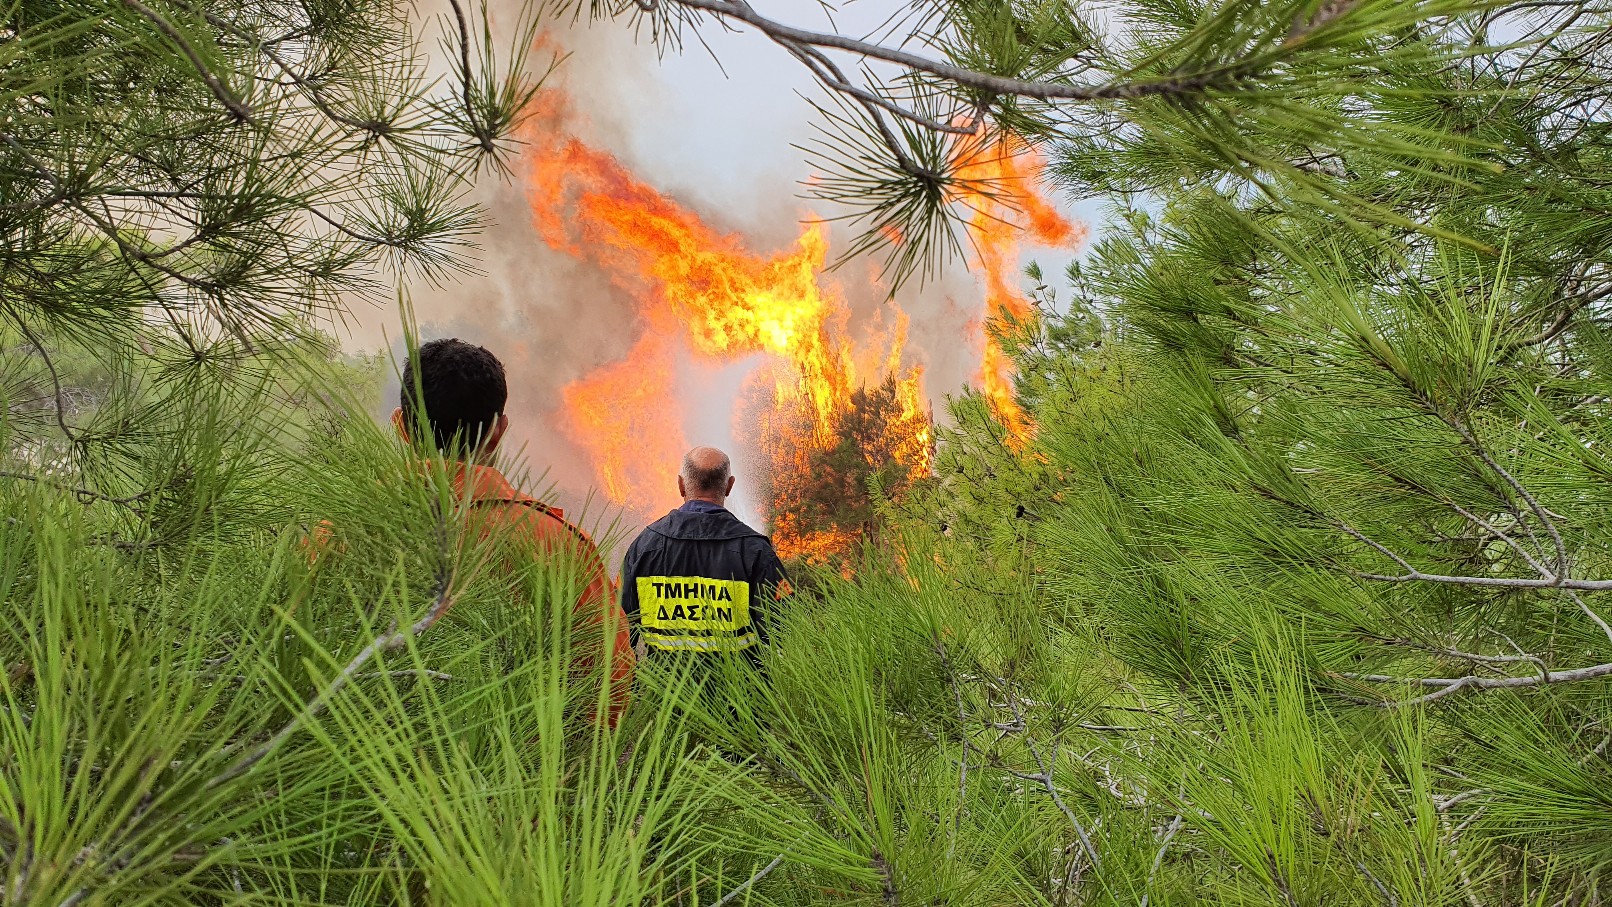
[1, 0, 546, 481]
[868, 3, 1612, 904]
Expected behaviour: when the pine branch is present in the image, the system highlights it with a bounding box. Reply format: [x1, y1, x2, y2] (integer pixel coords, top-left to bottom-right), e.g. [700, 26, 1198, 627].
[9, 317, 80, 443]
[1334, 519, 1612, 591]
[207, 564, 459, 789]
[934, 640, 969, 855]
[188, 6, 389, 135]
[1334, 660, 1612, 707]
[445, 0, 493, 154]
[712, 836, 805, 907]
[665, 0, 1262, 104]
[1138, 814, 1186, 907]
[1444, 417, 1569, 583]
[0, 471, 151, 509]
[1497, 281, 1612, 357]
[120, 0, 254, 123]
[1357, 861, 1400, 907]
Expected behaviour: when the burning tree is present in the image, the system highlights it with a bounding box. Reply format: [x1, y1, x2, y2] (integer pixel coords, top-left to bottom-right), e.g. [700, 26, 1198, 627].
[757, 373, 934, 566]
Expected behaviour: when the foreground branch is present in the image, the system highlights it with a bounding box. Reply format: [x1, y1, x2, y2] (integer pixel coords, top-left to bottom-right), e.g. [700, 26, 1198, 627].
[1334, 660, 1612, 707]
[669, 0, 1257, 104]
[121, 0, 254, 123]
[208, 571, 457, 788]
[0, 471, 151, 509]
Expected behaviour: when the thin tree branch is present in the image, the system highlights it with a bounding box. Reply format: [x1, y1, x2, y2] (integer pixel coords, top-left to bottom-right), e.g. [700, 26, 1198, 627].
[190, 6, 388, 135]
[1333, 659, 1612, 707]
[1267, 850, 1299, 907]
[934, 640, 969, 858]
[1, 133, 226, 295]
[1335, 520, 1612, 591]
[8, 318, 80, 443]
[669, 0, 1258, 103]
[207, 567, 458, 789]
[712, 846, 794, 907]
[1001, 685, 1100, 872]
[444, 0, 493, 154]
[1138, 814, 1185, 907]
[1446, 418, 1569, 583]
[120, 0, 254, 123]
[1357, 861, 1400, 907]
[0, 471, 151, 509]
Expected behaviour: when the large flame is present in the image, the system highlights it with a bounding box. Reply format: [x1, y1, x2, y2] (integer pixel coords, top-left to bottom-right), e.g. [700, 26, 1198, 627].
[520, 91, 1074, 562]
[951, 137, 1086, 445]
[521, 100, 930, 560]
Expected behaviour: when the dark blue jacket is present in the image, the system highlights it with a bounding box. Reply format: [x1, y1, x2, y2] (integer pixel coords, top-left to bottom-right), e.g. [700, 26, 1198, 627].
[620, 504, 787, 660]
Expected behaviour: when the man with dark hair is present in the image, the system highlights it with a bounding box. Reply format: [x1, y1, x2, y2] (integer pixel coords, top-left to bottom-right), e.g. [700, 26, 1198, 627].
[392, 338, 633, 727]
[398, 337, 509, 455]
[619, 446, 788, 669]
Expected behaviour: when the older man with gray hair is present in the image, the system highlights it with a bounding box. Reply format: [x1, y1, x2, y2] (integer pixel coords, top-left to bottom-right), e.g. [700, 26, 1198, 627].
[619, 446, 789, 669]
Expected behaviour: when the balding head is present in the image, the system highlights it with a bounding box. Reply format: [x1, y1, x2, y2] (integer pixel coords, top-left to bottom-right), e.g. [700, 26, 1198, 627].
[679, 446, 735, 504]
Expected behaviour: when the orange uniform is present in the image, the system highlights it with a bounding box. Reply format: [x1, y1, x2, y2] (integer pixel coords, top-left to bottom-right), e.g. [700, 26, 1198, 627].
[450, 463, 634, 728]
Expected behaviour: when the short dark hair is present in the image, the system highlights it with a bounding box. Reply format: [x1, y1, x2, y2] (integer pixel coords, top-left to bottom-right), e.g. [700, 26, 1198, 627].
[400, 338, 507, 454]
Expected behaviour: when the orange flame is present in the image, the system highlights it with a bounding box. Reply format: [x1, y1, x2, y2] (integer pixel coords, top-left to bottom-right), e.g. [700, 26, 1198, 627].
[520, 97, 932, 560]
[952, 136, 1087, 445]
[559, 332, 683, 506]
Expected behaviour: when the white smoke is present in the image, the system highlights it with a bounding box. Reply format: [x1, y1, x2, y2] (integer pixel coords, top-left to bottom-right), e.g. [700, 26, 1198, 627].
[339, 1, 1080, 541]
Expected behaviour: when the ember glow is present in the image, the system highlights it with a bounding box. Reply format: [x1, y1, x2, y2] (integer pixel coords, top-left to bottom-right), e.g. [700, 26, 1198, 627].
[520, 95, 1076, 561]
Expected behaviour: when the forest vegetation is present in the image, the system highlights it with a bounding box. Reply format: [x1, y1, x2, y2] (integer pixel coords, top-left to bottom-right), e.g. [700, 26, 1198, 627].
[5, 0, 1612, 905]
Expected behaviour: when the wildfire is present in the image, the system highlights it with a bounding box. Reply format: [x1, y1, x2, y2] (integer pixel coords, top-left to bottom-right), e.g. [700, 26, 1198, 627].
[518, 87, 1075, 563]
[951, 137, 1086, 445]
[520, 98, 931, 561]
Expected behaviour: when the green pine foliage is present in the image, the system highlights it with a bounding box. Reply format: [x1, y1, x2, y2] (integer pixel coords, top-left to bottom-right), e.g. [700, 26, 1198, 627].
[11, 1, 1612, 906]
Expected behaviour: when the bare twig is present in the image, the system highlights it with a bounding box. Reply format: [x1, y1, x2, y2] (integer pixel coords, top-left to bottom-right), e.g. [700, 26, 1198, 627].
[976, 673, 1100, 869]
[354, 669, 455, 682]
[1446, 418, 1569, 583]
[10, 318, 80, 443]
[934, 640, 970, 857]
[1138, 814, 1185, 907]
[1025, 735, 1101, 871]
[207, 569, 458, 788]
[712, 837, 803, 907]
[1334, 659, 1612, 707]
[1498, 281, 1611, 357]
[1357, 861, 1400, 907]
[1335, 517, 1612, 591]
[120, 0, 253, 123]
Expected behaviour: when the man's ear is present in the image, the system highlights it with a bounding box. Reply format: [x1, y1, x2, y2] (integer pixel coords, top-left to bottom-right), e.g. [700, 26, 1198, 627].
[482, 413, 509, 456]
[724, 474, 736, 496]
[390, 407, 410, 443]
[677, 474, 687, 499]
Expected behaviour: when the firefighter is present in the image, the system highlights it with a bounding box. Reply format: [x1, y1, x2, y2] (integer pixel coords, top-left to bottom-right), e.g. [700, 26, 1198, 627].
[619, 447, 788, 671]
[392, 338, 634, 727]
